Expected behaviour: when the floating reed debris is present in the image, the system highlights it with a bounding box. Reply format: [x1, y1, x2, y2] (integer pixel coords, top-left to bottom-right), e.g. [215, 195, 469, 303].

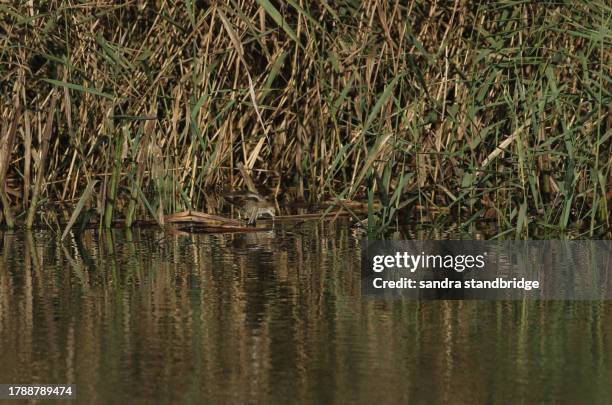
[164, 210, 245, 227]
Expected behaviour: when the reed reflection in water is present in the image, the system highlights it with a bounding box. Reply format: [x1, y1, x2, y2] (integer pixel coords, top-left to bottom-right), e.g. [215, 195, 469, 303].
[0, 222, 610, 405]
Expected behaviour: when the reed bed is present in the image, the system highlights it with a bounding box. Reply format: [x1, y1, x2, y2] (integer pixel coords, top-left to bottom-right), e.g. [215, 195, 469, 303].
[0, 1, 610, 237]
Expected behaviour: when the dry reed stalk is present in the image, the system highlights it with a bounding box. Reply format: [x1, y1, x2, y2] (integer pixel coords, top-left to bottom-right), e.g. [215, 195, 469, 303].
[22, 101, 32, 209]
[479, 120, 531, 174]
[237, 162, 258, 193]
[26, 92, 58, 229]
[60, 67, 76, 202]
[0, 94, 22, 228]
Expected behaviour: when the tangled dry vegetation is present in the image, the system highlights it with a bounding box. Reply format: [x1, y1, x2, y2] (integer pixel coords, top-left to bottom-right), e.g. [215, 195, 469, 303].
[0, 1, 610, 236]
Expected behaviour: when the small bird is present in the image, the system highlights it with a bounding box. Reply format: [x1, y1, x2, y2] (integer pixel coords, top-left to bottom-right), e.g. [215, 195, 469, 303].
[224, 191, 275, 226]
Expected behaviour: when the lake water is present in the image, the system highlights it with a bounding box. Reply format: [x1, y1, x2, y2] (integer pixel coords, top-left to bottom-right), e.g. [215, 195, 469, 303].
[0, 221, 610, 404]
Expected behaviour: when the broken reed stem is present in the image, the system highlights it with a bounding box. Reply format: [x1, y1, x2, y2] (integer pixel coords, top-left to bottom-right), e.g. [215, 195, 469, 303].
[61, 179, 98, 241]
[26, 92, 58, 229]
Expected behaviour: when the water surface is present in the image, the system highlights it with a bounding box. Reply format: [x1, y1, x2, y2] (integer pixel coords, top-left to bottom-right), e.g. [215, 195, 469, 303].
[0, 222, 610, 404]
